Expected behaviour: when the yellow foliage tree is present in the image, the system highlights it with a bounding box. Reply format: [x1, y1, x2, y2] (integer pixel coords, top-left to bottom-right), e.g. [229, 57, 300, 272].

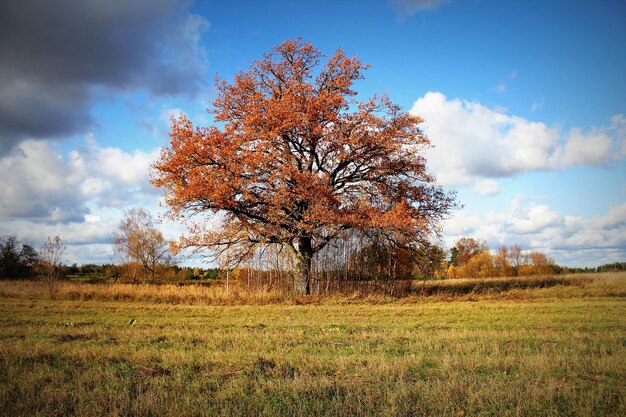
[456, 251, 495, 278]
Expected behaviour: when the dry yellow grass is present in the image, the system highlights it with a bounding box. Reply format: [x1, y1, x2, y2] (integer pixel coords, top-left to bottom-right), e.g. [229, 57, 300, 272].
[1, 272, 623, 305]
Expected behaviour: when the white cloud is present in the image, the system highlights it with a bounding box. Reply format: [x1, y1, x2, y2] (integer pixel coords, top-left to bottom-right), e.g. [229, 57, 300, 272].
[592, 202, 626, 229]
[0, 135, 159, 223]
[0, 194, 184, 266]
[472, 179, 500, 196]
[0, 218, 114, 246]
[411, 92, 625, 188]
[411, 91, 559, 186]
[64, 244, 117, 266]
[443, 196, 626, 267]
[509, 204, 563, 234]
[0, 134, 219, 265]
[91, 146, 160, 187]
[0, 140, 87, 222]
[559, 128, 613, 166]
[84, 214, 101, 223]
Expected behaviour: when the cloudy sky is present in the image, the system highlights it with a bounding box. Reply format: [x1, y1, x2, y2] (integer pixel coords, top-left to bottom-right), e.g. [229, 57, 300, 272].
[1, 0, 624, 267]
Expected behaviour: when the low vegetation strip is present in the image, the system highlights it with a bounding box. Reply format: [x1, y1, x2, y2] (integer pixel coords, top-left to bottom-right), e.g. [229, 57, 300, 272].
[1, 273, 624, 305]
[0, 279, 624, 416]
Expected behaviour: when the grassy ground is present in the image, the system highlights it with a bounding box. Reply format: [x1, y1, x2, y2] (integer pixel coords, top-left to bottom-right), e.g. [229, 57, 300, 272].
[0, 274, 624, 416]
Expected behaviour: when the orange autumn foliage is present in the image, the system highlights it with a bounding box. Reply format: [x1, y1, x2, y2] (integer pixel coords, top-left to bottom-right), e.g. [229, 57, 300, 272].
[152, 39, 455, 294]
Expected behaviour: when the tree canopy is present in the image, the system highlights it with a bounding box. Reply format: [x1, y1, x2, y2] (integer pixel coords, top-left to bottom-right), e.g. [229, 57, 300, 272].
[153, 39, 455, 294]
[0, 235, 38, 278]
[113, 208, 171, 283]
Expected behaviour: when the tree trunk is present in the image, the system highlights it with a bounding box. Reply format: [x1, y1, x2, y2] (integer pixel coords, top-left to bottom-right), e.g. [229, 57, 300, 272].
[294, 237, 313, 295]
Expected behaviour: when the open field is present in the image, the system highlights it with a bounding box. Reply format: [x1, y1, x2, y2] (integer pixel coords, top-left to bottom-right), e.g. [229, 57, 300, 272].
[1, 273, 625, 416]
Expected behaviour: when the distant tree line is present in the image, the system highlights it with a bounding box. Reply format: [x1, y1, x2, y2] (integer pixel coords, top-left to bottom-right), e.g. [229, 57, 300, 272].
[447, 238, 557, 278]
[2, 227, 623, 289]
[222, 234, 621, 290]
[595, 262, 626, 273]
[0, 234, 66, 295]
[0, 235, 38, 278]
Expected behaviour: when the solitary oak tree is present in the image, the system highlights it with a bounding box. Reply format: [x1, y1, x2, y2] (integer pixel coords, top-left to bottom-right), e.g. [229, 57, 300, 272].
[153, 39, 455, 295]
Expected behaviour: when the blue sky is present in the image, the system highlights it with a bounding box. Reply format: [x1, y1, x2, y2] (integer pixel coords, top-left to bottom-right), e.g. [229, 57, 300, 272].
[1, 0, 624, 267]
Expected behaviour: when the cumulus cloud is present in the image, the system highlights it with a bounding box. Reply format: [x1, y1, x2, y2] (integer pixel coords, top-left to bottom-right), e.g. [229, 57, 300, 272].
[0, 135, 186, 263]
[412, 92, 559, 186]
[559, 128, 613, 166]
[0, 136, 159, 223]
[472, 179, 500, 196]
[0, 0, 210, 153]
[411, 92, 625, 188]
[509, 204, 563, 235]
[388, 0, 451, 17]
[0, 212, 121, 264]
[443, 196, 626, 267]
[0, 218, 116, 247]
[0, 141, 88, 222]
[0, 202, 193, 265]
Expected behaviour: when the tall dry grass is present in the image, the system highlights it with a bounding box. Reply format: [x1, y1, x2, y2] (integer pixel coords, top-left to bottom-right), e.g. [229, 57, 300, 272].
[0, 279, 287, 305]
[1, 272, 623, 305]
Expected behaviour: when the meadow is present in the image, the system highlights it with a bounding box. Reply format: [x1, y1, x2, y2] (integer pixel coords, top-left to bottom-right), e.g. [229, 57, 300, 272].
[0, 273, 624, 416]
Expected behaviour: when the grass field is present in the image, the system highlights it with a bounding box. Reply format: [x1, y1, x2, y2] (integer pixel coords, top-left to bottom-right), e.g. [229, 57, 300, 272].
[1, 273, 625, 416]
